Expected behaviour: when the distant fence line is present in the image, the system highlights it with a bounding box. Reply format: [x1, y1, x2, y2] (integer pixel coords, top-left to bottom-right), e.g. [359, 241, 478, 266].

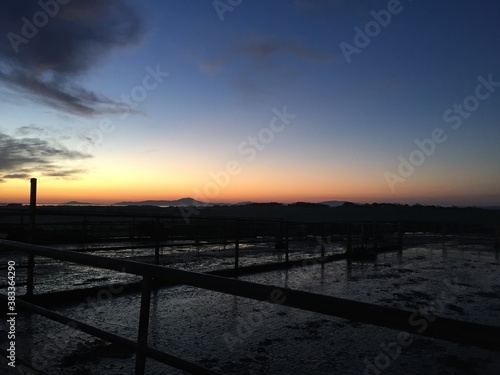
[1, 207, 499, 251]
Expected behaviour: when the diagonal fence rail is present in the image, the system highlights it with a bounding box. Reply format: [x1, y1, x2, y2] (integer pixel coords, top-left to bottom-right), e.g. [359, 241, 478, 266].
[1, 239, 500, 374]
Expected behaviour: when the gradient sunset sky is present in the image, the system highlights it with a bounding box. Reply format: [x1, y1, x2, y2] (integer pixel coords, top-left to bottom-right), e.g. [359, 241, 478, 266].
[1, 0, 499, 205]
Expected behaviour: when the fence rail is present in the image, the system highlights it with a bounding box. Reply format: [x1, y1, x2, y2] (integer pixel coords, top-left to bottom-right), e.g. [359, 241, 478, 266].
[1, 239, 500, 374]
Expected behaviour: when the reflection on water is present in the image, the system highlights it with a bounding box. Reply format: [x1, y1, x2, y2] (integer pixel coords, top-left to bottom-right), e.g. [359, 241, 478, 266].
[1, 241, 499, 374]
[1, 239, 344, 294]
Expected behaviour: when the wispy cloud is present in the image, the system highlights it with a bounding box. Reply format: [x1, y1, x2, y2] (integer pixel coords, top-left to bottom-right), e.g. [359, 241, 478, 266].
[0, 0, 145, 116]
[200, 37, 337, 99]
[202, 38, 335, 73]
[231, 40, 333, 63]
[295, 0, 380, 21]
[0, 130, 91, 182]
[295, 0, 348, 9]
[15, 125, 46, 136]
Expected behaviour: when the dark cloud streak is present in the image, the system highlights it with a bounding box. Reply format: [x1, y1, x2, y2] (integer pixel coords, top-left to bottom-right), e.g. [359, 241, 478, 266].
[0, 0, 145, 116]
[0, 131, 91, 182]
[202, 38, 336, 74]
[200, 37, 337, 100]
[231, 40, 333, 63]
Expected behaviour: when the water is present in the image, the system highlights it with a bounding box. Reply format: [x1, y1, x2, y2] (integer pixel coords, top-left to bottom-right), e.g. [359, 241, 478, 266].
[0, 238, 342, 294]
[1, 241, 499, 374]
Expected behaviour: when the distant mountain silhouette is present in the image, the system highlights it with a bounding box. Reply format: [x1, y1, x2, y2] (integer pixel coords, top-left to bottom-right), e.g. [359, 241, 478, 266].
[63, 201, 93, 205]
[319, 200, 346, 207]
[111, 199, 351, 207]
[113, 198, 226, 207]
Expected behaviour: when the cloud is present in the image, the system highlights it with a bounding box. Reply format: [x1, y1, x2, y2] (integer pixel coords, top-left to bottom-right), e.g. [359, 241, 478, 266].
[2, 173, 32, 180]
[42, 169, 87, 178]
[204, 38, 335, 72]
[231, 40, 333, 63]
[295, 0, 383, 22]
[295, 0, 348, 9]
[0, 130, 91, 182]
[0, 0, 145, 116]
[200, 37, 336, 99]
[16, 125, 46, 136]
[295, 0, 378, 11]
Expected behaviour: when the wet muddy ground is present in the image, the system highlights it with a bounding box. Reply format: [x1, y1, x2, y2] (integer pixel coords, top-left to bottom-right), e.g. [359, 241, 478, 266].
[1, 241, 499, 374]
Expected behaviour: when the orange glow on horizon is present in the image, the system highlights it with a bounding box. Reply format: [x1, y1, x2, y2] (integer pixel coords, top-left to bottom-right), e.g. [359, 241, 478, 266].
[1, 165, 497, 206]
[1, 177, 492, 206]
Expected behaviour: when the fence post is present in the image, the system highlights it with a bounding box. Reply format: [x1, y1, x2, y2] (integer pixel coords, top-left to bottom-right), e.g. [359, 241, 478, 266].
[282, 220, 288, 264]
[154, 217, 160, 265]
[234, 220, 239, 272]
[495, 225, 500, 249]
[346, 223, 352, 256]
[442, 223, 447, 245]
[321, 222, 325, 258]
[82, 215, 88, 241]
[27, 178, 37, 297]
[285, 221, 289, 262]
[397, 222, 403, 252]
[135, 277, 153, 375]
[130, 216, 136, 240]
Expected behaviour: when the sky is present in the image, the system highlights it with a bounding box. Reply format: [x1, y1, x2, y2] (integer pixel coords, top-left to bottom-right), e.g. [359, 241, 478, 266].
[0, 0, 499, 206]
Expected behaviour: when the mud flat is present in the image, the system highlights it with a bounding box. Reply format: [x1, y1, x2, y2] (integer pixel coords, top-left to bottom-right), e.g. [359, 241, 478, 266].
[2, 243, 499, 374]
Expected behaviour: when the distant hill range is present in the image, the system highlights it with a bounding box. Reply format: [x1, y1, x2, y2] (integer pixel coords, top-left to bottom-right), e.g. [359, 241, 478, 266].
[112, 198, 347, 207]
[3, 201, 499, 226]
[113, 198, 227, 207]
[63, 201, 93, 205]
[319, 200, 345, 207]
[4, 199, 497, 211]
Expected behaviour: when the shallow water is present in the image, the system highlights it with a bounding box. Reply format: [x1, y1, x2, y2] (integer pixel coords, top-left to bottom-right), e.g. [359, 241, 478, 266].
[0, 238, 340, 294]
[1, 242, 499, 374]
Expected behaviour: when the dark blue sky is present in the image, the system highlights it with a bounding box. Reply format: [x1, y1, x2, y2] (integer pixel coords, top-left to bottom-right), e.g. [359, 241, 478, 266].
[1, 0, 499, 205]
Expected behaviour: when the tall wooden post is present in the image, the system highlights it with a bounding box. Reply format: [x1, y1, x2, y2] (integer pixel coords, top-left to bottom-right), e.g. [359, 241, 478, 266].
[29, 178, 37, 236]
[27, 178, 37, 297]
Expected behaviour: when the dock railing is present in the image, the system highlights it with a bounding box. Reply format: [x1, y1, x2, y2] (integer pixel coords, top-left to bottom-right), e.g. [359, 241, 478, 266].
[1, 239, 500, 374]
